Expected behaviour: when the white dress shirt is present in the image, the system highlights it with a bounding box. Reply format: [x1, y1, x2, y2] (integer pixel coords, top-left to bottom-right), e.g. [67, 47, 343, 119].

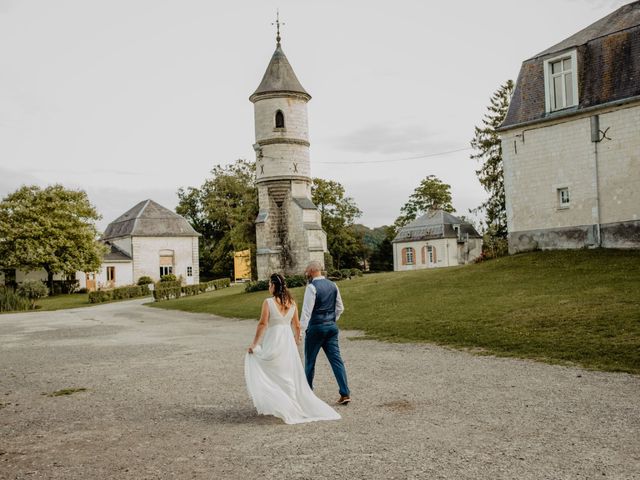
[300, 276, 344, 330]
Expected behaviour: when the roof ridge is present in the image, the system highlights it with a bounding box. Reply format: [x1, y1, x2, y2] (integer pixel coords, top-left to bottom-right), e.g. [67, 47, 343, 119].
[131, 199, 151, 234]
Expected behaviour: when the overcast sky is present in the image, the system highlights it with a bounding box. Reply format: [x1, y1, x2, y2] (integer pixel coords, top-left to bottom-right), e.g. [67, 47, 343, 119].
[0, 0, 630, 231]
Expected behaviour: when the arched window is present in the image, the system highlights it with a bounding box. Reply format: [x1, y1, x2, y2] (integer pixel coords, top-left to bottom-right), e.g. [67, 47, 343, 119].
[275, 110, 285, 128]
[402, 247, 415, 265]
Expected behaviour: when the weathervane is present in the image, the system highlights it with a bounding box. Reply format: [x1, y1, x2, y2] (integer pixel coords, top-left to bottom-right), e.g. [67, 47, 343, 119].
[272, 9, 284, 46]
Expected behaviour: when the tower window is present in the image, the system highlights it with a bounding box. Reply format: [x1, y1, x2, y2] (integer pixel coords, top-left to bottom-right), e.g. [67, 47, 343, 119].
[275, 110, 285, 129]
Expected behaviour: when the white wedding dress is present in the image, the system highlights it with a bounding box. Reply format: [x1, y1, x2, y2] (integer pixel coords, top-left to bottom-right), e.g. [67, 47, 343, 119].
[244, 298, 341, 425]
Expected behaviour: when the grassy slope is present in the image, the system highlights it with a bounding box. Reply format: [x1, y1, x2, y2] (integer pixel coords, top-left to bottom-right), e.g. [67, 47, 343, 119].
[150, 250, 640, 374]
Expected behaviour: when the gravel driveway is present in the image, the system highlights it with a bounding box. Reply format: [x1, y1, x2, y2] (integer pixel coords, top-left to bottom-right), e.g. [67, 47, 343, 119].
[1, 298, 639, 479]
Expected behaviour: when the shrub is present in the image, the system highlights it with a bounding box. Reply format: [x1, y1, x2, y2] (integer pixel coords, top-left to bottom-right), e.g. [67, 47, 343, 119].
[0, 287, 31, 312]
[17, 280, 49, 307]
[153, 285, 182, 301]
[155, 280, 181, 289]
[244, 275, 306, 293]
[51, 279, 79, 295]
[285, 275, 307, 288]
[340, 269, 353, 279]
[137, 276, 153, 286]
[350, 268, 363, 277]
[210, 278, 231, 290]
[89, 284, 150, 304]
[245, 280, 269, 293]
[77, 288, 88, 294]
[328, 270, 343, 281]
[160, 274, 178, 283]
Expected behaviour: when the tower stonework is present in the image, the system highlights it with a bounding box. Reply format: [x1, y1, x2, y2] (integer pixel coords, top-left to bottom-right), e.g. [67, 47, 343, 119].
[250, 37, 327, 280]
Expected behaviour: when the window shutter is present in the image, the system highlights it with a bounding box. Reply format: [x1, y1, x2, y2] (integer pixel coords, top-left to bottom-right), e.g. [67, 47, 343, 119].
[433, 247, 437, 263]
[401, 248, 407, 265]
[421, 246, 426, 264]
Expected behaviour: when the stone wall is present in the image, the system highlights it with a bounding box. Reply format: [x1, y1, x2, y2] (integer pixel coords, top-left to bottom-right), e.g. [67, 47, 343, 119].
[131, 236, 199, 284]
[501, 101, 640, 252]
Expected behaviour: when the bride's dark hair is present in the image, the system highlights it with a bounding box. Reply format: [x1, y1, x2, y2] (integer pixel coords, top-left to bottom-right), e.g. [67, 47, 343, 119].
[270, 273, 293, 307]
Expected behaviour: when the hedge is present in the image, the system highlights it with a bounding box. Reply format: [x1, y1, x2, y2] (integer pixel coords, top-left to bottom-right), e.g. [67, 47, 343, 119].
[152, 278, 231, 302]
[89, 284, 151, 304]
[244, 274, 308, 293]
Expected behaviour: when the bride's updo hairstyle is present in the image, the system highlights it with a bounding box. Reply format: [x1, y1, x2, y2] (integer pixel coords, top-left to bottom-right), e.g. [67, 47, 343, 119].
[270, 273, 293, 307]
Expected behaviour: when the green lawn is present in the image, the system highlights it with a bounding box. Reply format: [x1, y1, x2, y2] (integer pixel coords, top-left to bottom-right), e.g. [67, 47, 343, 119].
[150, 249, 640, 374]
[2, 292, 152, 314]
[33, 293, 92, 311]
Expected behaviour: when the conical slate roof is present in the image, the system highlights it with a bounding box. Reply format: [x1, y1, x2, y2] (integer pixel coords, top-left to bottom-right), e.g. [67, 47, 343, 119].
[102, 199, 200, 240]
[250, 44, 310, 102]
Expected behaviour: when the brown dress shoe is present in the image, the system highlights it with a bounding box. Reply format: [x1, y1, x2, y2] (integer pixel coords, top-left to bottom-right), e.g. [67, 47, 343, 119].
[337, 395, 351, 405]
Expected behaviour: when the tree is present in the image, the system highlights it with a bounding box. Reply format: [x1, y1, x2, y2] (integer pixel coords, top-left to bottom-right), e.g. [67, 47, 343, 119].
[0, 185, 105, 291]
[368, 226, 395, 272]
[471, 79, 514, 238]
[177, 159, 258, 279]
[311, 178, 365, 270]
[395, 175, 455, 228]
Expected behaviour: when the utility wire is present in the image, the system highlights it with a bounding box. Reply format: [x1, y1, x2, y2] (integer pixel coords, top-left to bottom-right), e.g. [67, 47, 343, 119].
[316, 146, 472, 165]
[259, 146, 473, 166]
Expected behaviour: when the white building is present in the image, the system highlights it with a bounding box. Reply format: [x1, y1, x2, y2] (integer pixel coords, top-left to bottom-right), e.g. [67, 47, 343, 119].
[392, 211, 482, 271]
[1, 199, 200, 291]
[77, 199, 200, 290]
[498, 2, 640, 253]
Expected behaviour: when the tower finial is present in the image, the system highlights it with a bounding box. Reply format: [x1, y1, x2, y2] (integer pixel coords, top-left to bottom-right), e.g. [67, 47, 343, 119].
[272, 9, 284, 46]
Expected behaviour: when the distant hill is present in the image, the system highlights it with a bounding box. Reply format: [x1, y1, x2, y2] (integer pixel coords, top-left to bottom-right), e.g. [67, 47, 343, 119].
[353, 224, 390, 249]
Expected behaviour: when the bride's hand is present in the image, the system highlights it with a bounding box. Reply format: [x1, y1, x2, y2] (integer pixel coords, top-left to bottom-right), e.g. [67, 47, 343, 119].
[248, 345, 254, 354]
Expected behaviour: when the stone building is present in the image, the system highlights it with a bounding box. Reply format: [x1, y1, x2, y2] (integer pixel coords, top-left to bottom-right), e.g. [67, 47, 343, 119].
[392, 210, 482, 271]
[78, 199, 200, 290]
[499, 1, 640, 252]
[250, 27, 327, 279]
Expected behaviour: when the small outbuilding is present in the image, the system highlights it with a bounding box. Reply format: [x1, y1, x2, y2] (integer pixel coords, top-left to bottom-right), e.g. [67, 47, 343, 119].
[392, 210, 482, 271]
[78, 199, 201, 290]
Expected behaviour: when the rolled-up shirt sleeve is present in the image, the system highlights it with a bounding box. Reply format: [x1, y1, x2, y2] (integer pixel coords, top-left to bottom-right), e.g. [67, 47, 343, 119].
[335, 286, 344, 320]
[300, 283, 316, 330]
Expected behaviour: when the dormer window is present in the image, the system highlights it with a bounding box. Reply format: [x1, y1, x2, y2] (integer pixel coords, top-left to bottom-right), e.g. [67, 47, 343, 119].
[275, 110, 285, 129]
[544, 50, 578, 112]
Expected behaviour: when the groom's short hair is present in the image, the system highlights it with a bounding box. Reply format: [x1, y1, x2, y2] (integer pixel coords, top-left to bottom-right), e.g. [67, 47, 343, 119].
[306, 260, 322, 273]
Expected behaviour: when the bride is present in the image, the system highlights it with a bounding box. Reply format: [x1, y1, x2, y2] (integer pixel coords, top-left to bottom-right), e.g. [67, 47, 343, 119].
[245, 273, 341, 425]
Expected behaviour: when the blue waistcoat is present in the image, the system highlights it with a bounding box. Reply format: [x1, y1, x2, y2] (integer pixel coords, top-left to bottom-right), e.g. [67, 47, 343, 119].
[309, 278, 338, 326]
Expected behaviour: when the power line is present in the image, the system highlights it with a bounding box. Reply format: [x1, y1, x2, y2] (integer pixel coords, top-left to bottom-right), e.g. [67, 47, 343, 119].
[316, 146, 472, 165]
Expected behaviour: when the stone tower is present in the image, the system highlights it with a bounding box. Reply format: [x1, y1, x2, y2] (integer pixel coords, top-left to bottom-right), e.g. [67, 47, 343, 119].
[250, 29, 327, 280]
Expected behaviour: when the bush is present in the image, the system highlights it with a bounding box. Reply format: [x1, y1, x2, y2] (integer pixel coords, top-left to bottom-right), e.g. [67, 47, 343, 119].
[244, 275, 306, 293]
[210, 278, 231, 290]
[77, 288, 88, 294]
[160, 274, 178, 283]
[350, 268, 363, 277]
[328, 270, 343, 281]
[151, 278, 230, 301]
[153, 285, 182, 301]
[51, 279, 79, 295]
[0, 287, 31, 312]
[89, 284, 151, 304]
[17, 280, 49, 307]
[340, 269, 353, 279]
[285, 275, 307, 288]
[245, 280, 269, 293]
[137, 276, 153, 286]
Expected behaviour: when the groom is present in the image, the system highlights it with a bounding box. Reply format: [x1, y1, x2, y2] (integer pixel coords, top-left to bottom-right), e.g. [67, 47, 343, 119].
[300, 261, 351, 405]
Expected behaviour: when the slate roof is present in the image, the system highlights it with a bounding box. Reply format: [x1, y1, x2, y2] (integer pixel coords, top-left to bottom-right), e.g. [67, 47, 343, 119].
[250, 44, 310, 102]
[102, 199, 200, 240]
[392, 210, 482, 243]
[501, 1, 640, 130]
[103, 242, 132, 262]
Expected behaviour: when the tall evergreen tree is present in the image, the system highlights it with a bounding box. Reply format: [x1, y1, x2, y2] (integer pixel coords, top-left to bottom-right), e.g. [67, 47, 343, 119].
[471, 79, 514, 238]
